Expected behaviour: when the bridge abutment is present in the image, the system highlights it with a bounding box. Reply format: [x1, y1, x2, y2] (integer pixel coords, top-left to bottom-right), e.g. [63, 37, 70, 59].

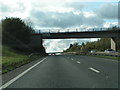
[111, 38, 117, 51]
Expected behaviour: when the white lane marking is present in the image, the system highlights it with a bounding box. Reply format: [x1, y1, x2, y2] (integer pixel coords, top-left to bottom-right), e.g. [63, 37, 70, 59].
[89, 67, 100, 73]
[111, 60, 118, 62]
[0, 57, 47, 89]
[77, 61, 81, 64]
[106, 76, 110, 79]
[71, 58, 74, 60]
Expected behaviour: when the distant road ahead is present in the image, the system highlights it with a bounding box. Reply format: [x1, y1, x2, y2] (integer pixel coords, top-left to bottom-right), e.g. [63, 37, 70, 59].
[5, 55, 118, 88]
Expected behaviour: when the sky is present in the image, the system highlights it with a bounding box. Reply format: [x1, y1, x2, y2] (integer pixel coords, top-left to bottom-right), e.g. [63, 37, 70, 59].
[0, 0, 119, 52]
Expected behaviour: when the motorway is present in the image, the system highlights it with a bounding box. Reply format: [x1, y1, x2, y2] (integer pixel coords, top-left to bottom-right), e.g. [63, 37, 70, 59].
[2, 55, 118, 88]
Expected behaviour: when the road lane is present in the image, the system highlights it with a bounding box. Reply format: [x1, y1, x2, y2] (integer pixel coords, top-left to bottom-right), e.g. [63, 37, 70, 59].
[65, 55, 118, 76]
[63, 55, 118, 87]
[3, 55, 118, 88]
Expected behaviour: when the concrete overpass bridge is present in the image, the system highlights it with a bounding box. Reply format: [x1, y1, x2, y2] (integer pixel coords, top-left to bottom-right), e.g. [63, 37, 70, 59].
[30, 28, 120, 51]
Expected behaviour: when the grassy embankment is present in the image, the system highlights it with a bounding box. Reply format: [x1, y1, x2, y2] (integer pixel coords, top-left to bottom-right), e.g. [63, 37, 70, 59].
[86, 55, 119, 60]
[2, 45, 44, 74]
[75, 53, 119, 60]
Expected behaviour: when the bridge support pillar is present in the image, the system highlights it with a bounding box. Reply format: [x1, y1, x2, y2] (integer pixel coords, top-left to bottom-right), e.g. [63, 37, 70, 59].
[111, 38, 116, 51]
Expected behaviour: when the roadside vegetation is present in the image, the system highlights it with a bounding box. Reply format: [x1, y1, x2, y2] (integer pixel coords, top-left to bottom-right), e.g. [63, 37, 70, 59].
[1, 17, 46, 74]
[64, 38, 112, 53]
[87, 55, 119, 60]
[2, 45, 44, 74]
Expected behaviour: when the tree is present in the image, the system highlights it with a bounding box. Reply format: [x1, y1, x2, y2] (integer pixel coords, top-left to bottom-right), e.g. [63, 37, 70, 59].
[82, 42, 85, 46]
[73, 42, 79, 46]
[0, 21, 2, 40]
[2, 17, 33, 47]
[69, 44, 73, 48]
[111, 26, 117, 30]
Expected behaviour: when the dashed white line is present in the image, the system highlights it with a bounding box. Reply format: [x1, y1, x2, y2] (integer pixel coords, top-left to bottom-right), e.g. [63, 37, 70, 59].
[111, 60, 118, 62]
[89, 67, 100, 73]
[76, 61, 81, 64]
[0, 57, 47, 89]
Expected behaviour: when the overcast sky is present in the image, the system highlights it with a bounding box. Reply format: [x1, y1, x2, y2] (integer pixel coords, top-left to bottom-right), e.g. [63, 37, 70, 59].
[0, 0, 119, 52]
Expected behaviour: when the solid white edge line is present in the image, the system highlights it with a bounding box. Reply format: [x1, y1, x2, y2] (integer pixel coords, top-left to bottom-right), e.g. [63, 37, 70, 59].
[0, 57, 47, 89]
[89, 67, 100, 73]
[77, 61, 81, 64]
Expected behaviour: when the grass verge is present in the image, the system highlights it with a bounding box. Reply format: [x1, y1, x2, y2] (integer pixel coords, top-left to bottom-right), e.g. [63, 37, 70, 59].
[75, 53, 119, 60]
[2, 45, 45, 74]
[86, 54, 119, 60]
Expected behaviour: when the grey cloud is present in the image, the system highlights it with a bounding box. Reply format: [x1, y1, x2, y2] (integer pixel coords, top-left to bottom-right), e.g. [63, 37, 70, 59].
[84, 16, 104, 27]
[17, 2, 26, 12]
[31, 10, 104, 28]
[94, 3, 118, 19]
[65, 2, 85, 10]
[0, 2, 26, 13]
[0, 3, 10, 13]
[31, 11, 84, 28]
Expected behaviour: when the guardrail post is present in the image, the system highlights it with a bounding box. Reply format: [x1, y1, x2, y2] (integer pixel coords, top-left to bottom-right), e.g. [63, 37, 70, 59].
[39, 30, 41, 34]
[76, 28, 78, 32]
[49, 29, 50, 33]
[67, 29, 69, 32]
[58, 29, 60, 33]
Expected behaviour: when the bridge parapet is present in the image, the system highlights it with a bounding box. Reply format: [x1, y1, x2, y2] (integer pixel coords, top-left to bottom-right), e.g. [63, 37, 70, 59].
[32, 29, 119, 39]
[33, 28, 119, 34]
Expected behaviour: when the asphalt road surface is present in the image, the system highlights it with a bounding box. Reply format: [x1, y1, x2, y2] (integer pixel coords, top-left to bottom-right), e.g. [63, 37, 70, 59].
[3, 55, 118, 88]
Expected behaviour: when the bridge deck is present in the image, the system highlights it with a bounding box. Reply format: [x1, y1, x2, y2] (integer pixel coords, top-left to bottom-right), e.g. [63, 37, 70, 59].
[32, 30, 120, 39]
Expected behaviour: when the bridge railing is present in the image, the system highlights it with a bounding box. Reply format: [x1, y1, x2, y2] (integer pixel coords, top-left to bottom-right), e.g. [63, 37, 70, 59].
[33, 27, 118, 34]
